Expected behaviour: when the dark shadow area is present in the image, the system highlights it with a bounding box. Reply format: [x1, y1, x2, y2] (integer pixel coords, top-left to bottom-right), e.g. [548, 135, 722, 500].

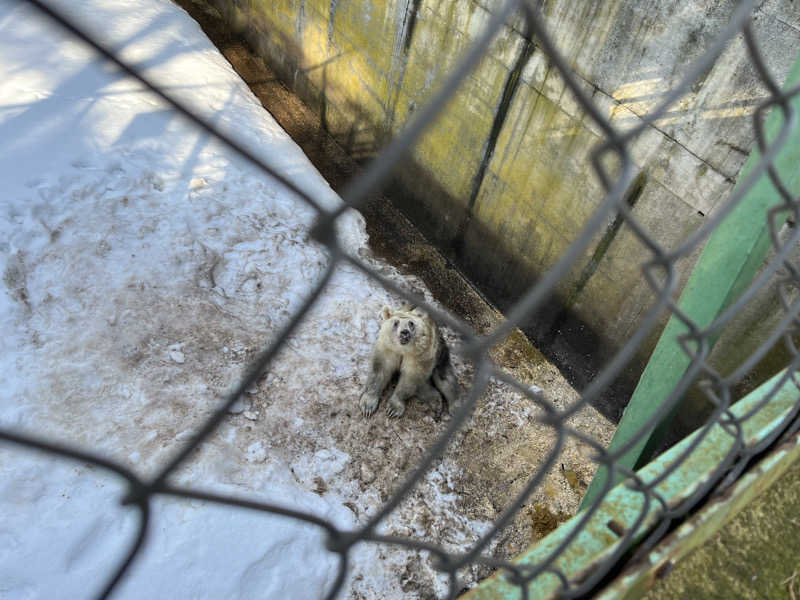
[389, 158, 644, 424]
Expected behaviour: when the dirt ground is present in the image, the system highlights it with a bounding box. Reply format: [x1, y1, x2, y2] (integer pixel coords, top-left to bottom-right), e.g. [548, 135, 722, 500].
[172, 0, 617, 593]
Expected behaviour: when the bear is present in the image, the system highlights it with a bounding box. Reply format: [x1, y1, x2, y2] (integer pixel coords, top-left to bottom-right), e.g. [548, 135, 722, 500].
[359, 304, 459, 419]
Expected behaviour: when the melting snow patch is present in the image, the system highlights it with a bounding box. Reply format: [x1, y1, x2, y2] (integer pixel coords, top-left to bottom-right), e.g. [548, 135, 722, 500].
[0, 0, 494, 598]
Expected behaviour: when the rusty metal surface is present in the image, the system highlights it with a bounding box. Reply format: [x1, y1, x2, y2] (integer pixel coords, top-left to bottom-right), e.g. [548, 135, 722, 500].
[466, 369, 800, 599]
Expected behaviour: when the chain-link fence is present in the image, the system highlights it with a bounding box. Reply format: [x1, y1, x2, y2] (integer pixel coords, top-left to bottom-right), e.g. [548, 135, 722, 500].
[3, 0, 800, 598]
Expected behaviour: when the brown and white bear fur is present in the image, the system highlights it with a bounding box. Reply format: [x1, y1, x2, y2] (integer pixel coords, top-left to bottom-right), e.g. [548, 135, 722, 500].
[359, 305, 459, 419]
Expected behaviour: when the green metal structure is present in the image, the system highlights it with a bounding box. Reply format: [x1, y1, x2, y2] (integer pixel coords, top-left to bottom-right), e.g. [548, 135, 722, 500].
[465, 370, 800, 599]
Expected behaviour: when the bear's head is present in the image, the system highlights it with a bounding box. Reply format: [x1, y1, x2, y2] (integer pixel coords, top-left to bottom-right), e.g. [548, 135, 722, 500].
[380, 305, 431, 349]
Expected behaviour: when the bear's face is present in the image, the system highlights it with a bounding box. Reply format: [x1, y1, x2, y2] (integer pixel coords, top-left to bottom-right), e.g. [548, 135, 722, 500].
[393, 313, 420, 346]
[380, 306, 431, 352]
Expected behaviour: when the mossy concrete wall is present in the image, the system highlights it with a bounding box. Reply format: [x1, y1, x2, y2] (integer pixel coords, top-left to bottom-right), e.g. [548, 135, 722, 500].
[205, 0, 800, 395]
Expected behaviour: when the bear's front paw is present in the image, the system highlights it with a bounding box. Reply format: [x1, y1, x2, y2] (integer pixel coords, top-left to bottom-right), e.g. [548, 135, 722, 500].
[386, 397, 406, 419]
[360, 392, 380, 417]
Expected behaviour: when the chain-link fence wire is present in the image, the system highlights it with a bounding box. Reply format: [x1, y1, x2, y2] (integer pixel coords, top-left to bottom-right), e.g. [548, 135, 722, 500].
[4, 0, 800, 598]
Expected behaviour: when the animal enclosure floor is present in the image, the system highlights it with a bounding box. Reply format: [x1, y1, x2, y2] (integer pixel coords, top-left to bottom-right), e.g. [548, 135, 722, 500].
[174, 0, 618, 587]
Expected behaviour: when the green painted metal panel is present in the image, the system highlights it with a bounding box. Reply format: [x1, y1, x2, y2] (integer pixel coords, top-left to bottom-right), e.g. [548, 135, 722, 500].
[598, 428, 800, 600]
[463, 369, 800, 599]
[581, 52, 800, 509]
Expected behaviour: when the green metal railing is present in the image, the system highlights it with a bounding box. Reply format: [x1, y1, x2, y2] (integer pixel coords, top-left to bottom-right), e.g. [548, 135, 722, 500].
[468, 370, 800, 599]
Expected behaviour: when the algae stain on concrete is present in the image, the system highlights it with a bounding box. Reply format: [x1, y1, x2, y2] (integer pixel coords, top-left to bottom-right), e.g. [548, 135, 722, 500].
[453, 33, 537, 259]
[327, 0, 338, 45]
[385, 0, 421, 131]
[563, 169, 648, 310]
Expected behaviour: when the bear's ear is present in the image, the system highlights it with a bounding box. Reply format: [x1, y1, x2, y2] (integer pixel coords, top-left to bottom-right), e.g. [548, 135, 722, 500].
[380, 306, 393, 320]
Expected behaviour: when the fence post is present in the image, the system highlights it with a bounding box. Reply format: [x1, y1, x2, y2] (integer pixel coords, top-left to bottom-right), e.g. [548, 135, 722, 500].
[581, 52, 800, 510]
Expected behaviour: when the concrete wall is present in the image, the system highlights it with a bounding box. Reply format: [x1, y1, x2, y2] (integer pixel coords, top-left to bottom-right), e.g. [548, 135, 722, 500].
[206, 0, 800, 391]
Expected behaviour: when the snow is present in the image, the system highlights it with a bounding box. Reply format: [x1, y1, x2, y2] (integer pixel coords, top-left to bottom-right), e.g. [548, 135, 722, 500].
[0, 0, 494, 598]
